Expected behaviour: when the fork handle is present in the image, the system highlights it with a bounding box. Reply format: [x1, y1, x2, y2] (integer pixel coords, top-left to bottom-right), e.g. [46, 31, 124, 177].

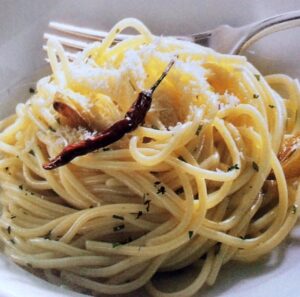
[231, 10, 300, 54]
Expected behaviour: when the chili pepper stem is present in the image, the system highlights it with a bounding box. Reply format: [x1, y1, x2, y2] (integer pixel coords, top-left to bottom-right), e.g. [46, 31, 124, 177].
[150, 58, 176, 94]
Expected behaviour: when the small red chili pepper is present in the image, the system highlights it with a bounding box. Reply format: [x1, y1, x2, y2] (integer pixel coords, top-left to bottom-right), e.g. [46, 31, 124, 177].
[43, 58, 175, 170]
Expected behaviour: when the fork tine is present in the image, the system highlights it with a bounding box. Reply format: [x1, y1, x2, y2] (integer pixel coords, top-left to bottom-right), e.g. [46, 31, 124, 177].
[43, 45, 78, 61]
[49, 22, 131, 42]
[44, 33, 89, 50]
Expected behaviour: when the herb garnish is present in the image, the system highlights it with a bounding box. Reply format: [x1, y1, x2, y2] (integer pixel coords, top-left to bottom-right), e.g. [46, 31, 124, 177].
[49, 126, 56, 132]
[144, 199, 151, 212]
[10, 239, 15, 244]
[18, 185, 23, 190]
[175, 187, 184, 195]
[102, 147, 111, 151]
[157, 185, 166, 195]
[227, 164, 239, 171]
[268, 104, 275, 109]
[135, 211, 143, 219]
[188, 230, 194, 239]
[29, 87, 35, 94]
[196, 125, 202, 136]
[254, 74, 260, 81]
[253, 94, 259, 99]
[112, 215, 124, 221]
[11, 215, 16, 219]
[252, 161, 259, 172]
[7, 226, 11, 234]
[29, 149, 35, 156]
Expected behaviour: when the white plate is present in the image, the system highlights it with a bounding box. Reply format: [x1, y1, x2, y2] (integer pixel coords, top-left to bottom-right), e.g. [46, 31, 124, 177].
[1, 1, 300, 296]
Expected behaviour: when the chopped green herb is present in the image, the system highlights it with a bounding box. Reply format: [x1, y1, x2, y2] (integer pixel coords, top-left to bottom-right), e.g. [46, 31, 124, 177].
[254, 74, 260, 81]
[115, 28, 120, 33]
[135, 211, 143, 219]
[11, 215, 16, 219]
[253, 94, 259, 99]
[268, 104, 275, 109]
[29, 87, 35, 94]
[252, 161, 259, 172]
[188, 230, 194, 239]
[227, 164, 239, 171]
[157, 186, 166, 195]
[18, 185, 23, 190]
[154, 181, 161, 186]
[112, 214, 124, 221]
[291, 204, 298, 214]
[10, 239, 15, 244]
[113, 224, 125, 232]
[7, 226, 11, 234]
[239, 235, 245, 240]
[196, 125, 202, 136]
[29, 149, 35, 156]
[144, 199, 151, 212]
[49, 126, 56, 132]
[112, 242, 121, 248]
[102, 147, 111, 151]
[175, 187, 184, 195]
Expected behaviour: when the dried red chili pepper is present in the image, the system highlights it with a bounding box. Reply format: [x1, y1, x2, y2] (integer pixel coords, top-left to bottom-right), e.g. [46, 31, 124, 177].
[43, 59, 175, 170]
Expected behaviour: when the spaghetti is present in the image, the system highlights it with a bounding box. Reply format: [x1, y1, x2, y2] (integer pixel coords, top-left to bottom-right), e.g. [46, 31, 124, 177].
[0, 18, 300, 296]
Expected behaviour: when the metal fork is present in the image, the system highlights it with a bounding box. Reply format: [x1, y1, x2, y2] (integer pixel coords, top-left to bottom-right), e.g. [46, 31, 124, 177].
[44, 10, 300, 59]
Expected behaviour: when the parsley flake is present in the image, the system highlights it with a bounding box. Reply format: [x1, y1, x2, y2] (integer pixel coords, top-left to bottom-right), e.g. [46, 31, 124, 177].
[112, 215, 124, 221]
[268, 104, 275, 109]
[29, 87, 35, 94]
[18, 185, 23, 190]
[29, 149, 35, 156]
[253, 94, 259, 99]
[254, 74, 261, 81]
[144, 199, 151, 212]
[7, 226, 11, 234]
[196, 125, 202, 136]
[157, 186, 166, 195]
[135, 211, 143, 219]
[227, 164, 239, 171]
[252, 161, 259, 172]
[175, 187, 184, 195]
[188, 230, 194, 239]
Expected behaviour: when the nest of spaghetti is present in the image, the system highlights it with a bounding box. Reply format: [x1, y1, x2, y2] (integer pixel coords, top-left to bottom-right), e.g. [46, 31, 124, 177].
[0, 18, 299, 297]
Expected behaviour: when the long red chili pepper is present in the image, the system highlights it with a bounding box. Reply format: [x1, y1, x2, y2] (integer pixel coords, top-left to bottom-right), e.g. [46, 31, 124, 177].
[43, 59, 175, 170]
